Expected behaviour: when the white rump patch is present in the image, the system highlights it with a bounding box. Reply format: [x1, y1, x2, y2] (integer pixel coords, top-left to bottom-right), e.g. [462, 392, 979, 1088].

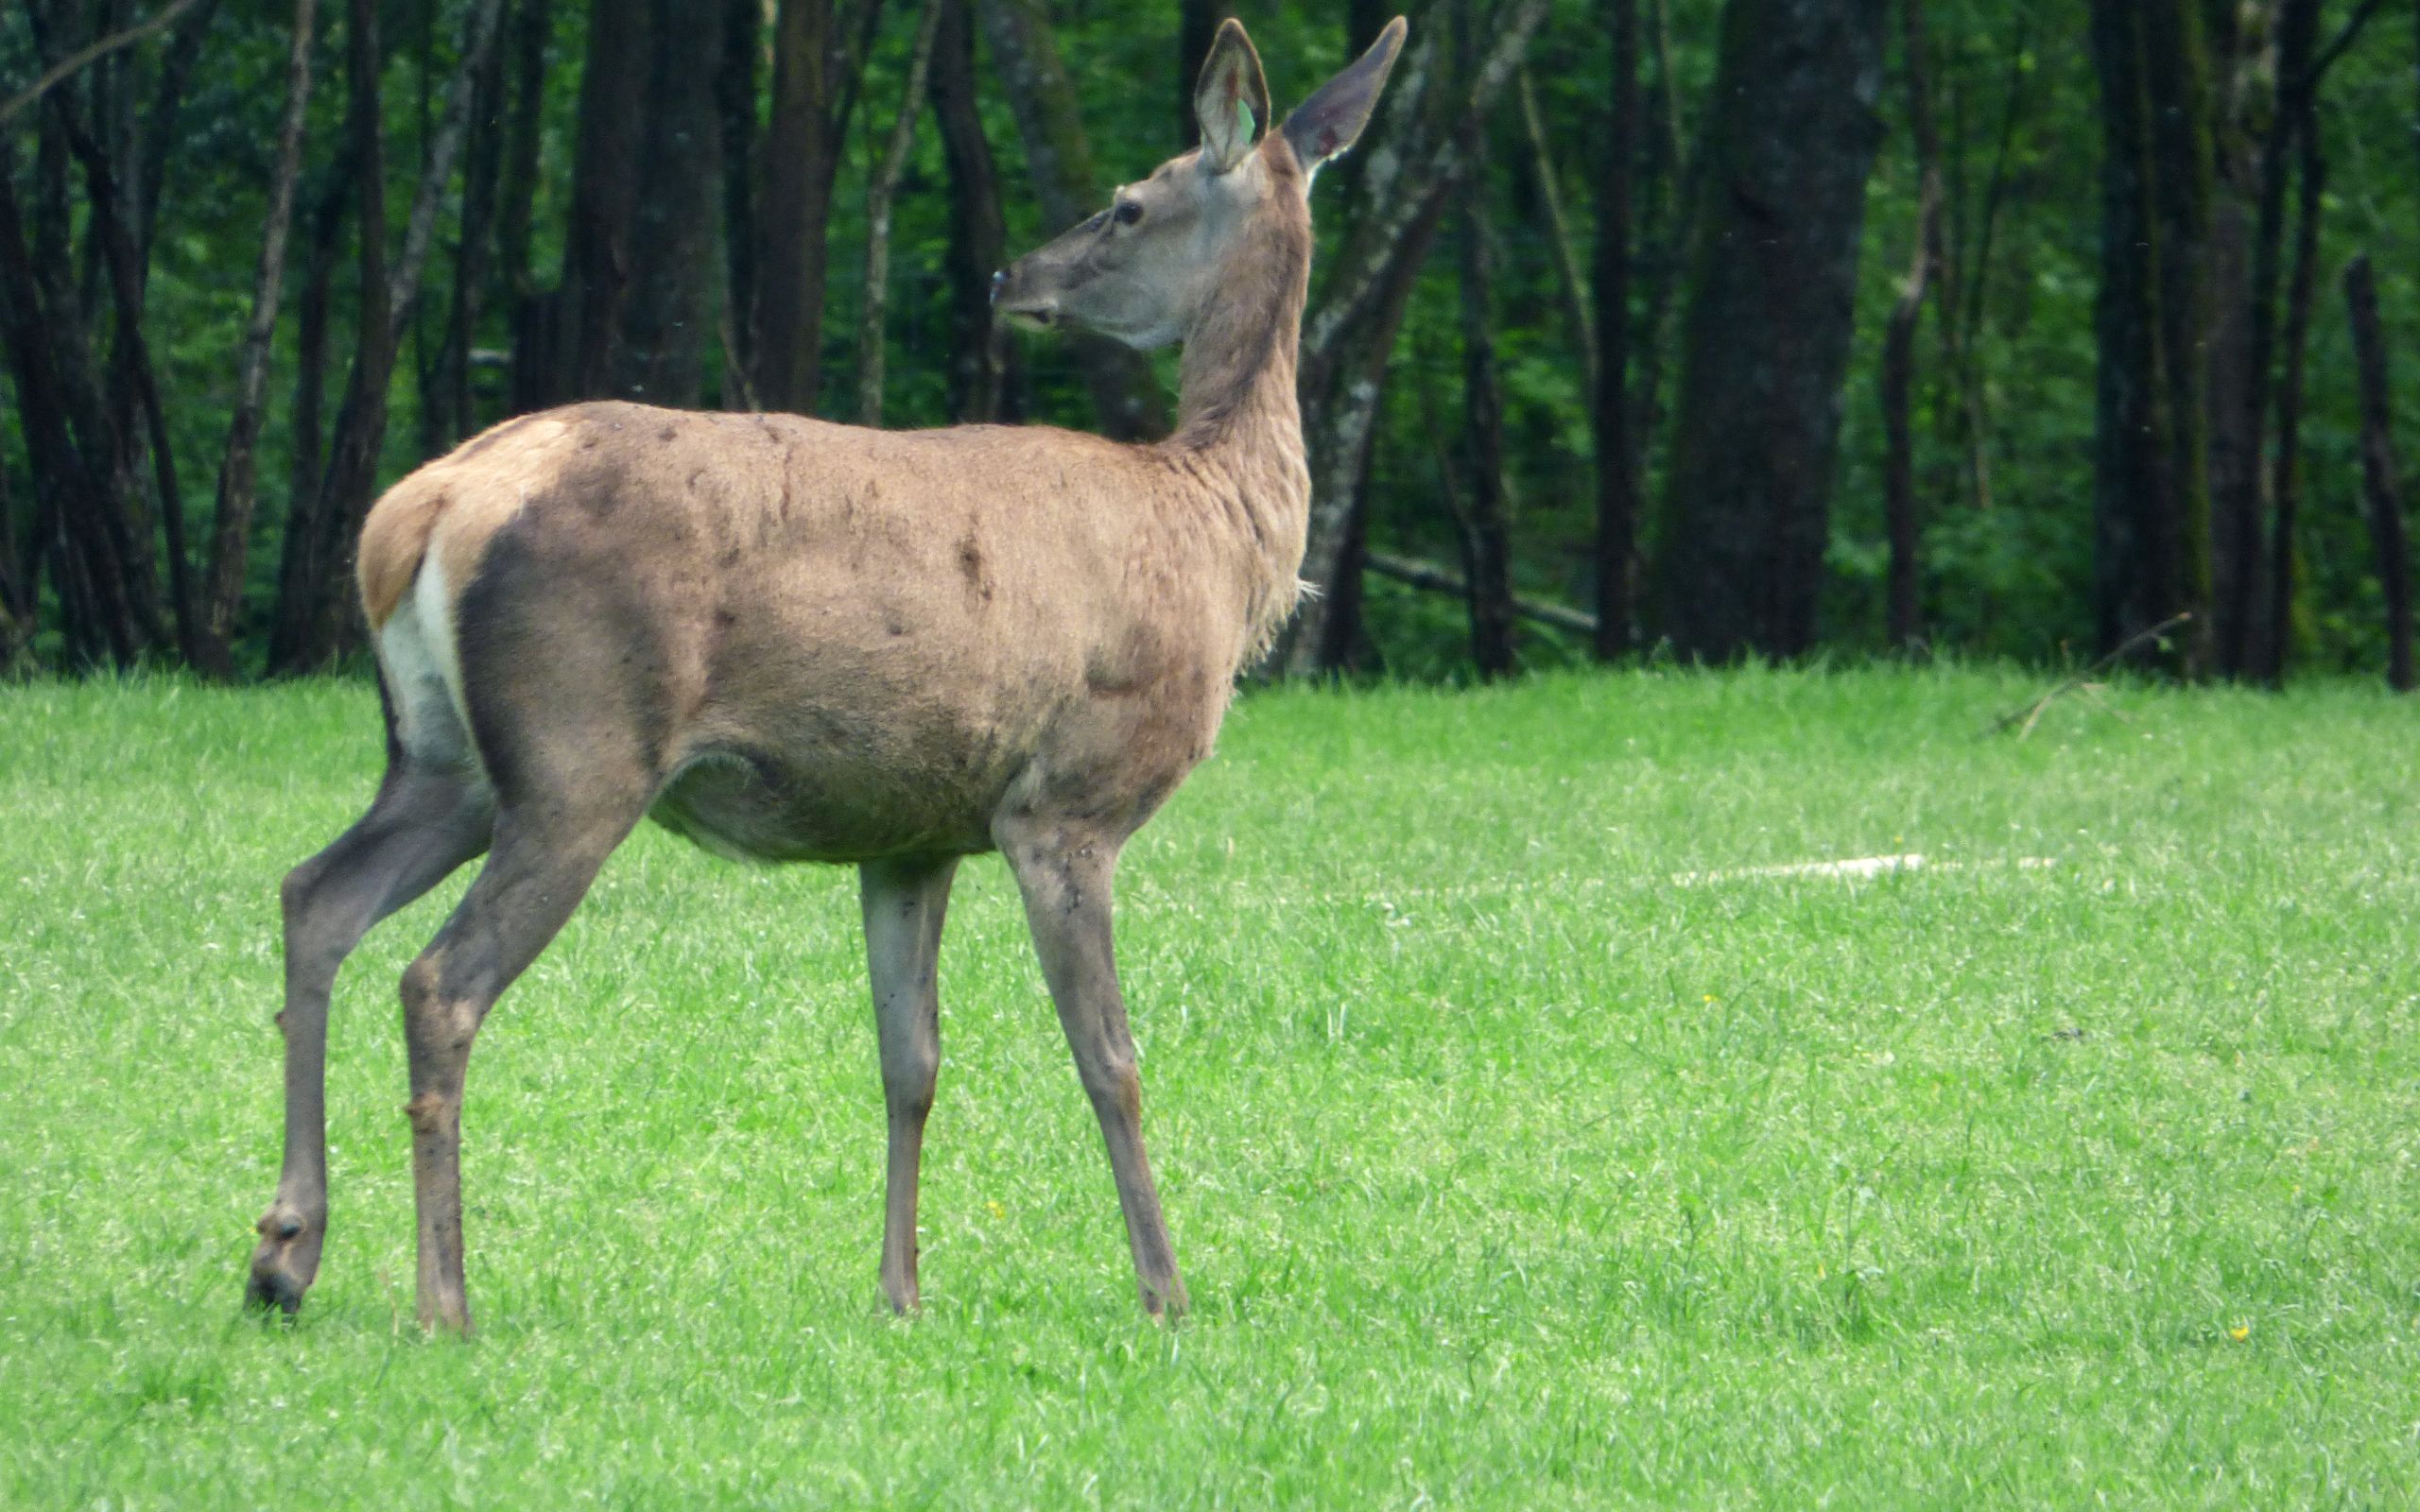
[377, 554, 477, 773]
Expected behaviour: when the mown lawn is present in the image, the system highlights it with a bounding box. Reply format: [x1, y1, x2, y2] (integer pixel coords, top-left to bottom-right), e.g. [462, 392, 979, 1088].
[2, 666, 2416, 1507]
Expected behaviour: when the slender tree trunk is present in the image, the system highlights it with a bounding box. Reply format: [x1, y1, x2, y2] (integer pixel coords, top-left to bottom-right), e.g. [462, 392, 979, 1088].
[2265, 112, 2323, 686]
[753, 0, 837, 415]
[2221, 0, 2320, 678]
[2344, 254, 2412, 692]
[858, 0, 946, 426]
[1455, 173, 1516, 679]
[195, 0, 317, 679]
[614, 0, 724, 405]
[1881, 0, 1942, 650]
[1648, 0, 1888, 661]
[1592, 0, 1637, 659]
[497, 0, 555, 412]
[1518, 69, 1594, 405]
[0, 147, 142, 666]
[932, 0, 1016, 422]
[2088, 0, 2215, 678]
[977, 0, 1167, 440]
[717, 0, 761, 404]
[426, 4, 510, 454]
[1287, 0, 1549, 675]
[271, 167, 347, 672]
[559, 0, 650, 402]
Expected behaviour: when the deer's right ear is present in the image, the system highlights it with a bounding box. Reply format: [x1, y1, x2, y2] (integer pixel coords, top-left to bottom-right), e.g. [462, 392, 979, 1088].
[1194, 18, 1271, 174]
[1281, 16, 1409, 173]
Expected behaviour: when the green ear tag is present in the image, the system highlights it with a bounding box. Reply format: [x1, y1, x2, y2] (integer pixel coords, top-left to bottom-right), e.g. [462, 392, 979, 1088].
[1240, 102, 1255, 138]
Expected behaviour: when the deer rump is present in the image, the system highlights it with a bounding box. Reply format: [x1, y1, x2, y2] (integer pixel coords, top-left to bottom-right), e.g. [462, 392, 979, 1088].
[362, 400, 1247, 866]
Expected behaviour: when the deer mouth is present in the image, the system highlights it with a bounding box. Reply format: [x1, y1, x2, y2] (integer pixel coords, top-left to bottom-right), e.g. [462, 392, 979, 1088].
[998, 302, 1059, 331]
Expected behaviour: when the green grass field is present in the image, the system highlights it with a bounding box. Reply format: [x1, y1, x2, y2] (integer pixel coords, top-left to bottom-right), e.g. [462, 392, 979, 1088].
[4, 667, 2418, 1507]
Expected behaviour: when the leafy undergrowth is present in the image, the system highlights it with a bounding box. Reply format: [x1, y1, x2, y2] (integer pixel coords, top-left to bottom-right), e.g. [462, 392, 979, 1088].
[3, 665, 2416, 1507]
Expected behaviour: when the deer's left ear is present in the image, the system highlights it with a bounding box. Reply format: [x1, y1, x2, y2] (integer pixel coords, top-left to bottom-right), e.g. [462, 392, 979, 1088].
[1194, 18, 1271, 174]
[1283, 16, 1408, 172]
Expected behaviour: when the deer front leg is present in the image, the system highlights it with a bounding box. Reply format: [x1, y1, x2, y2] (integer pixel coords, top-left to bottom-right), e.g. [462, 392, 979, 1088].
[250, 765, 491, 1316]
[998, 820, 1187, 1317]
[859, 854, 959, 1314]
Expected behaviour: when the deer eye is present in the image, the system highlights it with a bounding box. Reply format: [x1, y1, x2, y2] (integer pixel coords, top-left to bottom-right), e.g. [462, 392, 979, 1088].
[1114, 200, 1144, 227]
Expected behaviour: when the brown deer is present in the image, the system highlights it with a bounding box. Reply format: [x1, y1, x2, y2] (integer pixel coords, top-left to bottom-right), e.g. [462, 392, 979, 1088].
[246, 16, 1406, 1332]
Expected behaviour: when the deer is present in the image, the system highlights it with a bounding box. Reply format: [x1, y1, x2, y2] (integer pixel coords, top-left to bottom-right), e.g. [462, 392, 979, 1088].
[245, 16, 1406, 1333]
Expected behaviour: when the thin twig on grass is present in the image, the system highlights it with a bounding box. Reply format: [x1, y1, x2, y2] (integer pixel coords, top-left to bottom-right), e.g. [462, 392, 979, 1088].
[1989, 612, 2191, 739]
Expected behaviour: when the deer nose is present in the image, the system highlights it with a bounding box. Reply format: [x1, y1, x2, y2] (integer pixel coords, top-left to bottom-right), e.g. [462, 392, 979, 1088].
[990, 268, 1006, 305]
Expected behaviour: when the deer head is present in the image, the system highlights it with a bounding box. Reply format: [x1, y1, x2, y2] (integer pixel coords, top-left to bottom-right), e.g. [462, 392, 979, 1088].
[992, 16, 1409, 351]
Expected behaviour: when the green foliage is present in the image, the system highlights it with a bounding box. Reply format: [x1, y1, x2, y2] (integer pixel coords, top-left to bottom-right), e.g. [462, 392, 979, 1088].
[7, 669, 2420, 1503]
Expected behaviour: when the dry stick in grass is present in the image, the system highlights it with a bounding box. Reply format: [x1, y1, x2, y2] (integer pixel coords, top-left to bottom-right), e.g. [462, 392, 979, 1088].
[1990, 612, 2192, 739]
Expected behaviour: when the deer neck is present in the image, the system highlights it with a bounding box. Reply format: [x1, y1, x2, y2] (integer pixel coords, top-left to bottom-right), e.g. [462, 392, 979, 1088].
[1164, 198, 1314, 635]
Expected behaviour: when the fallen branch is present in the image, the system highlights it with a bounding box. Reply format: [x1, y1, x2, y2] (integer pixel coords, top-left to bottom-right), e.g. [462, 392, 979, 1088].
[1365, 550, 1599, 638]
[1989, 612, 2190, 738]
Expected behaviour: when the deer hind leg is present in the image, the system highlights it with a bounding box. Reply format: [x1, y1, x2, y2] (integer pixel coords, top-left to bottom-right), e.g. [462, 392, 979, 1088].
[859, 855, 959, 1314]
[397, 793, 642, 1336]
[998, 819, 1188, 1317]
[249, 763, 493, 1316]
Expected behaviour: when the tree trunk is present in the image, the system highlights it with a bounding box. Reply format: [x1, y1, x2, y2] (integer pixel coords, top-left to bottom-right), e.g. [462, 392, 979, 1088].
[1286, 0, 1549, 675]
[932, 0, 1017, 422]
[1880, 0, 1942, 651]
[497, 0, 555, 412]
[614, 0, 725, 406]
[2264, 109, 2323, 686]
[195, 0, 317, 679]
[717, 0, 761, 403]
[273, 0, 504, 671]
[1592, 0, 1637, 659]
[271, 167, 347, 672]
[2344, 253, 2412, 692]
[2087, 0, 2215, 678]
[2219, 0, 2320, 678]
[425, 1, 510, 454]
[559, 0, 651, 403]
[753, 0, 837, 415]
[1647, 0, 1888, 661]
[977, 0, 1166, 440]
[1454, 167, 1516, 679]
[858, 0, 947, 426]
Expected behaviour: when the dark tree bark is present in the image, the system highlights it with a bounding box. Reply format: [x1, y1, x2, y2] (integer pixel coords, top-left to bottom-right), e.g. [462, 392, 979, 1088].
[497, 0, 556, 411]
[1454, 175, 1516, 679]
[2087, 0, 2215, 678]
[271, 0, 505, 671]
[932, 0, 1018, 422]
[2264, 111, 2324, 686]
[196, 0, 317, 679]
[2218, 0, 2320, 678]
[977, 0, 1166, 440]
[2344, 254, 2412, 692]
[614, 0, 725, 405]
[0, 146, 144, 666]
[1647, 0, 1888, 662]
[273, 166, 348, 670]
[1592, 0, 1637, 658]
[752, 0, 838, 414]
[1283, 0, 1549, 676]
[1880, 0, 1943, 651]
[717, 0, 761, 403]
[557, 0, 650, 403]
[425, 3, 510, 455]
[859, 0, 947, 425]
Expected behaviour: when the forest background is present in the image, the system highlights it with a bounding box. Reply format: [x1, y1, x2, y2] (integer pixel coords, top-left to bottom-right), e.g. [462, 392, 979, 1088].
[0, 0, 2413, 686]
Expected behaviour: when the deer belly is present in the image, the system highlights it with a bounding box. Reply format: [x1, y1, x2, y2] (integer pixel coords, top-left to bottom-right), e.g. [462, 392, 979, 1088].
[646, 747, 994, 864]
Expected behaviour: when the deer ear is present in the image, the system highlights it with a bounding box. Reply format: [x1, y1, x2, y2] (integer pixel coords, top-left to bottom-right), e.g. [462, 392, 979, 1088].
[1282, 16, 1409, 173]
[1194, 18, 1271, 174]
